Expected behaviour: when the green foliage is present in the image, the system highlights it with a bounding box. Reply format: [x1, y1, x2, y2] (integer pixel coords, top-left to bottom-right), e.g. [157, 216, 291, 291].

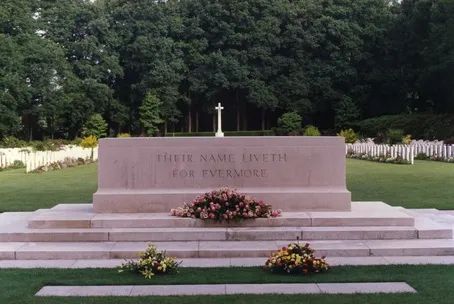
[277, 112, 302, 135]
[303, 125, 321, 137]
[338, 129, 358, 144]
[140, 92, 164, 136]
[82, 114, 108, 138]
[387, 129, 404, 144]
[0, 0, 453, 140]
[167, 130, 274, 137]
[334, 97, 361, 129]
[117, 133, 131, 138]
[11, 160, 25, 169]
[0, 160, 25, 172]
[31, 141, 60, 152]
[0, 136, 27, 148]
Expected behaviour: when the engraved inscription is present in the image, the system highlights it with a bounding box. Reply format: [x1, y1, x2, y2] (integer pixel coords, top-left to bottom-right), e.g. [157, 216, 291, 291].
[157, 152, 287, 179]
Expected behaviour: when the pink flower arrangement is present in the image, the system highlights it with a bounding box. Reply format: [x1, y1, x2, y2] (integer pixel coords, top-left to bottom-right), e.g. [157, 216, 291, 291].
[170, 187, 281, 221]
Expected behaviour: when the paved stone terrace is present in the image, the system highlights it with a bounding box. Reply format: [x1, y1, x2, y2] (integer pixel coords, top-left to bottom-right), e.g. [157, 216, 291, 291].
[0, 202, 453, 262]
[3, 256, 454, 268]
[35, 282, 416, 296]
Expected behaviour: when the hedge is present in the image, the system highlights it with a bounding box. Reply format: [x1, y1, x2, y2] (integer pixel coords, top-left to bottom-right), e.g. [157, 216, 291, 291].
[165, 130, 274, 137]
[351, 114, 454, 140]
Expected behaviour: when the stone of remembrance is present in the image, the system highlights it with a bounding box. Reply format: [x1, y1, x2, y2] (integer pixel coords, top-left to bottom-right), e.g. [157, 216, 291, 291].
[93, 137, 351, 213]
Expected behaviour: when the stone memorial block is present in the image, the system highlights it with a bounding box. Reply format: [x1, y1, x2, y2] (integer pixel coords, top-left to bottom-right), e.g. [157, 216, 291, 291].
[93, 137, 351, 212]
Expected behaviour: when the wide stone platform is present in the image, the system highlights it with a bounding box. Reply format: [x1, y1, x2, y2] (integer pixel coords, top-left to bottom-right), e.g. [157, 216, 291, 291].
[0, 202, 453, 261]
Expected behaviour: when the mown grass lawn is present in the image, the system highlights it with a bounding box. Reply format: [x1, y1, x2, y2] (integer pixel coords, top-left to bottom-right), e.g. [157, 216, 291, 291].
[347, 159, 454, 209]
[0, 265, 454, 303]
[0, 159, 453, 212]
[0, 164, 97, 212]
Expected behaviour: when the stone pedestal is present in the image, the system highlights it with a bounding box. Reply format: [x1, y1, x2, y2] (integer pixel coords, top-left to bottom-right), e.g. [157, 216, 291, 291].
[93, 137, 351, 213]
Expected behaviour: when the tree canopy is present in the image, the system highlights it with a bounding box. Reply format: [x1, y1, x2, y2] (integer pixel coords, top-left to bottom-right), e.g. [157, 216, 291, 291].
[0, 0, 452, 139]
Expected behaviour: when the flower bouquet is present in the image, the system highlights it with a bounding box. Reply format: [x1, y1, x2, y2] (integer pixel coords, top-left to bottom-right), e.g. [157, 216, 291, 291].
[264, 241, 329, 274]
[170, 187, 281, 221]
[119, 244, 181, 279]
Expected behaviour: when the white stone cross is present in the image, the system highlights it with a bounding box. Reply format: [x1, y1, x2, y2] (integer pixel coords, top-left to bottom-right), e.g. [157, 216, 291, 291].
[215, 102, 224, 137]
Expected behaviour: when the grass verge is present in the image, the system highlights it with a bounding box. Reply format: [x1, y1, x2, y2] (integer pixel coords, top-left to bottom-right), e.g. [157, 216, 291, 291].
[0, 265, 453, 303]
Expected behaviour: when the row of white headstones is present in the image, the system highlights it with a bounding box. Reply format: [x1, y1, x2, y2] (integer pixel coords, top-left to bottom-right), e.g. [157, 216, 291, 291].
[347, 143, 454, 164]
[0, 146, 97, 172]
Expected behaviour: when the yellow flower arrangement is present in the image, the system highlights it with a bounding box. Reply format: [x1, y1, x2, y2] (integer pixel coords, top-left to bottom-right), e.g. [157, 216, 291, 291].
[119, 244, 181, 278]
[264, 242, 329, 274]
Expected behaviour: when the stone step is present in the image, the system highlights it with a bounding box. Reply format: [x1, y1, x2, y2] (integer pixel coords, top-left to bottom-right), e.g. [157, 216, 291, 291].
[2, 239, 454, 260]
[28, 202, 415, 229]
[2, 226, 446, 242]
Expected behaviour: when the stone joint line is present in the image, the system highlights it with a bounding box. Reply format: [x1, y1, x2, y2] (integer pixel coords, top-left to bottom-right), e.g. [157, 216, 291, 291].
[35, 282, 416, 297]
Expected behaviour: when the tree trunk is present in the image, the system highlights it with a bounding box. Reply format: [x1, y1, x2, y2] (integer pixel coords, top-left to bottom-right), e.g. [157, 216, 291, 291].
[195, 111, 199, 132]
[236, 89, 240, 131]
[164, 121, 168, 135]
[188, 110, 192, 133]
[242, 102, 247, 130]
[212, 113, 216, 132]
[261, 109, 266, 131]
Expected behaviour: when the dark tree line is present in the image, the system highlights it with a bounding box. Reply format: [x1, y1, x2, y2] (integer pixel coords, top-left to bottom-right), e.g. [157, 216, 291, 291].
[0, 0, 453, 139]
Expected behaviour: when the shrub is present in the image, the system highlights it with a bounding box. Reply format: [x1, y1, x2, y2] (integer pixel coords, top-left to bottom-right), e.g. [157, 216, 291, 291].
[373, 132, 387, 144]
[0, 136, 27, 148]
[352, 114, 454, 140]
[80, 135, 98, 161]
[277, 112, 302, 135]
[82, 114, 108, 138]
[80, 135, 98, 149]
[167, 130, 274, 137]
[119, 244, 180, 279]
[140, 91, 164, 136]
[444, 137, 454, 145]
[117, 133, 131, 138]
[71, 137, 83, 145]
[264, 241, 329, 274]
[334, 96, 360, 129]
[303, 125, 321, 136]
[346, 152, 411, 164]
[402, 134, 412, 145]
[31, 141, 62, 151]
[170, 187, 281, 221]
[387, 128, 404, 144]
[0, 160, 25, 172]
[11, 160, 25, 169]
[415, 152, 429, 160]
[337, 129, 358, 143]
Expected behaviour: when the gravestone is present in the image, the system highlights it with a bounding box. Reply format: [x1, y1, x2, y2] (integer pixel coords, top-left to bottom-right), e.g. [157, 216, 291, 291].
[93, 136, 351, 213]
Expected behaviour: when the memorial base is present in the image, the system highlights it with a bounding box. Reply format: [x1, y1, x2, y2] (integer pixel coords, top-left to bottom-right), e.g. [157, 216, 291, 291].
[0, 202, 453, 260]
[93, 187, 351, 213]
